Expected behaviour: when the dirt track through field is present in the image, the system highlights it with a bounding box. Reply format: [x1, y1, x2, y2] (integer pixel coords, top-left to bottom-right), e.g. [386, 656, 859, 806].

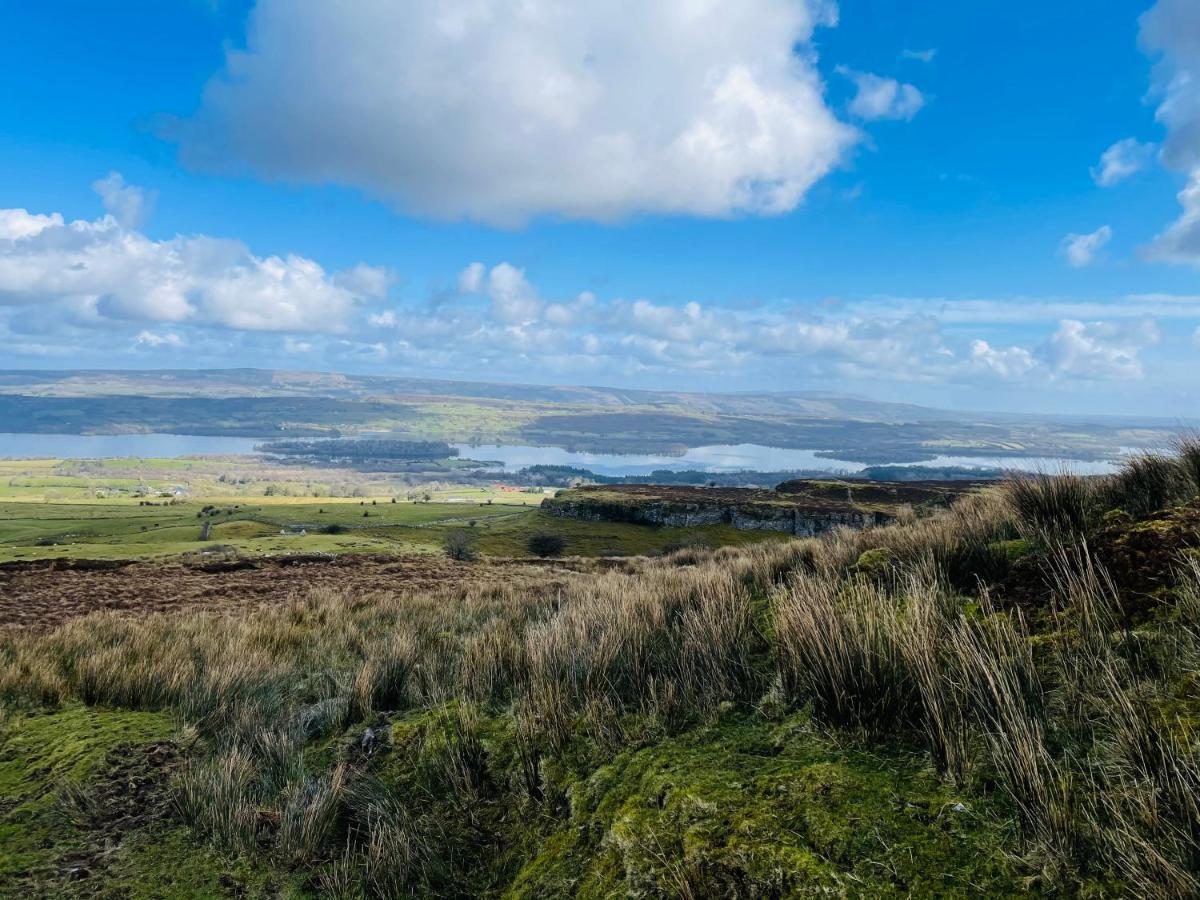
[0, 554, 588, 631]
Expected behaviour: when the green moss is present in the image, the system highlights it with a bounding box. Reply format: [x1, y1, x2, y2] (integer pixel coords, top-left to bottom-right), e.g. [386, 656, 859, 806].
[506, 715, 1020, 898]
[96, 827, 279, 899]
[853, 547, 896, 578]
[0, 704, 280, 897]
[988, 538, 1033, 561]
[0, 704, 172, 887]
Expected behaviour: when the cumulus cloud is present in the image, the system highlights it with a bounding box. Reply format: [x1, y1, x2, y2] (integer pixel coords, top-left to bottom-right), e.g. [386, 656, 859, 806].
[1146, 170, 1200, 265]
[1039, 319, 1161, 380]
[0, 203, 381, 332]
[133, 330, 183, 349]
[456, 261, 542, 323]
[0, 209, 63, 240]
[456, 262, 485, 294]
[0, 188, 1177, 389]
[340, 260, 1174, 388]
[332, 263, 391, 299]
[1140, 0, 1200, 262]
[967, 340, 1038, 379]
[284, 337, 313, 354]
[838, 68, 925, 121]
[92, 172, 156, 228]
[1091, 138, 1157, 187]
[1140, 0, 1200, 173]
[485, 263, 542, 323]
[170, 0, 857, 224]
[902, 48, 937, 63]
[1061, 226, 1112, 267]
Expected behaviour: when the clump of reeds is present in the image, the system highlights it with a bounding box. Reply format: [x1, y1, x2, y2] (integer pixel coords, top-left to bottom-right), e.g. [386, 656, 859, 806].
[1104, 453, 1190, 519]
[1171, 431, 1200, 497]
[1005, 471, 1100, 540]
[896, 565, 974, 784]
[774, 573, 917, 738]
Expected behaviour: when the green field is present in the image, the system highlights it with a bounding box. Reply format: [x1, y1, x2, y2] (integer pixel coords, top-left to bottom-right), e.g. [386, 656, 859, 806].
[0, 458, 783, 562]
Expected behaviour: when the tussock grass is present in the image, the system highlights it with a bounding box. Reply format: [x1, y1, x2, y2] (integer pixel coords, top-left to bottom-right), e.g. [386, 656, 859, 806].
[1104, 453, 1191, 519]
[775, 573, 917, 738]
[897, 567, 974, 784]
[1174, 432, 1200, 497]
[280, 765, 346, 865]
[176, 747, 263, 854]
[1005, 471, 1100, 540]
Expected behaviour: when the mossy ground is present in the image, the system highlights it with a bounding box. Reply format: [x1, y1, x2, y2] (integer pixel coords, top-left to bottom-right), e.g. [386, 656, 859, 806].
[0, 705, 274, 898]
[328, 707, 1021, 898]
[508, 714, 1019, 898]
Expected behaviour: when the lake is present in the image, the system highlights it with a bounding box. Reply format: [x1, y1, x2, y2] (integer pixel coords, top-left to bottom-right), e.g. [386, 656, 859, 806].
[0, 433, 262, 459]
[452, 442, 1122, 476]
[0, 432, 1123, 475]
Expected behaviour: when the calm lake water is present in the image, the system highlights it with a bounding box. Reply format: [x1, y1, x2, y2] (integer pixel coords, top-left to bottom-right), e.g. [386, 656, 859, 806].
[0, 432, 1123, 476]
[452, 443, 1122, 477]
[0, 433, 262, 459]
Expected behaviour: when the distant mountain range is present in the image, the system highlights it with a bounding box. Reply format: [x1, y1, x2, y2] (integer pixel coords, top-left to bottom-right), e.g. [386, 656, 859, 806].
[0, 368, 1171, 426]
[0, 368, 1179, 461]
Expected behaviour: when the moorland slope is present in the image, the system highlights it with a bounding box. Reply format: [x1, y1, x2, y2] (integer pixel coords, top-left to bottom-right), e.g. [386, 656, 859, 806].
[2, 446, 1200, 895]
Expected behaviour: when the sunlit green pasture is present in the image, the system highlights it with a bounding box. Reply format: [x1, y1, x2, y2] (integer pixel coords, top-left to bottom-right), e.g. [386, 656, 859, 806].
[0, 496, 527, 562]
[0, 494, 784, 563]
[0, 457, 782, 562]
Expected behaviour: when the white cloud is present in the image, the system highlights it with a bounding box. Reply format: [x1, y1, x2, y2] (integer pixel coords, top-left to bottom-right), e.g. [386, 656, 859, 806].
[967, 340, 1038, 379]
[0, 203, 378, 332]
[1039, 319, 1161, 380]
[133, 330, 183, 349]
[284, 337, 313, 354]
[0, 209, 62, 240]
[839, 68, 925, 121]
[902, 48, 937, 63]
[1140, 0, 1200, 173]
[1139, 0, 1200, 263]
[485, 263, 542, 324]
[1, 187, 1180, 389]
[344, 262, 1171, 388]
[1061, 225, 1112, 267]
[171, 0, 857, 224]
[92, 172, 156, 228]
[367, 310, 398, 329]
[332, 263, 391, 299]
[846, 293, 1200, 325]
[1091, 138, 1157, 187]
[1146, 170, 1200, 265]
[457, 262, 486, 294]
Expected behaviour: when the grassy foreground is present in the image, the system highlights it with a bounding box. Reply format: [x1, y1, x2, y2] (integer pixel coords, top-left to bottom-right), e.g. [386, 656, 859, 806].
[2, 445, 1200, 895]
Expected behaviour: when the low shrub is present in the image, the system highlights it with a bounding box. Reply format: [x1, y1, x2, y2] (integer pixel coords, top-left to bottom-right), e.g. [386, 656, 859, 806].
[443, 529, 477, 561]
[526, 533, 566, 558]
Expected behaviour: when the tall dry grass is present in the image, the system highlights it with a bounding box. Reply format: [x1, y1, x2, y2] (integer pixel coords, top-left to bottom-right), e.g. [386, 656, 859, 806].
[775, 572, 917, 738]
[1005, 472, 1100, 540]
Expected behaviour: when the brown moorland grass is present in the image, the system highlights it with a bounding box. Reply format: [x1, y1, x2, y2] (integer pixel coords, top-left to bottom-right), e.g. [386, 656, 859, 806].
[0, 554, 593, 632]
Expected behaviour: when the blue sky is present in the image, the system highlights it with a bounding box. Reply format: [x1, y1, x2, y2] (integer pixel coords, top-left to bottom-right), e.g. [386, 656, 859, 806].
[1, 0, 1198, 415]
